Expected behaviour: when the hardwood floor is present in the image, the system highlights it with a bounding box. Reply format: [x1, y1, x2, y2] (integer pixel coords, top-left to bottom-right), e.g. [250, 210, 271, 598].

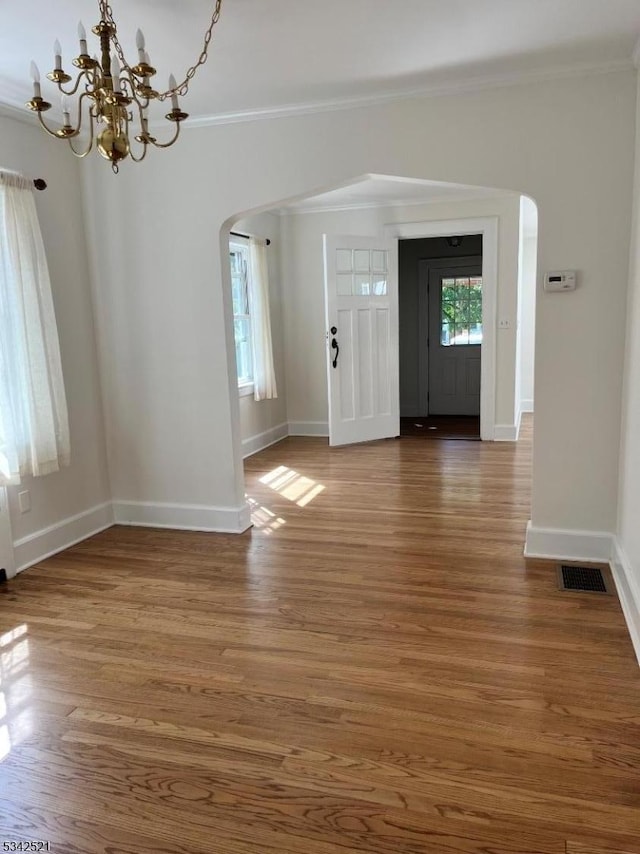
[1, 416, 640, 853]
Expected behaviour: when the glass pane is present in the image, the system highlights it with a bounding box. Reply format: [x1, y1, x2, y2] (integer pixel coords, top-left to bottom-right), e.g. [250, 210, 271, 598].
[469, 300, 482, 328]
[231, 276, 245, 316]
[470, 276, 482, 287]
[354, 274, 371, 296]
[455, 278, 471, 299]
[441, 284, 456, 302]
[441, 322, 451, 346]
[371, 250, 387, 272]
[441, 301, 455, 324]
[336, 249, 352, 272]
[469, 324, 483, 344]
[234, 316, 252, 382]
[452, 328, 469, 346]
[337, 274, 353, 296]
[442, 277, 455, 286]
[457, 303, 470, 325]
[372, 276, 387, 296]
[354, 250, 370, 272]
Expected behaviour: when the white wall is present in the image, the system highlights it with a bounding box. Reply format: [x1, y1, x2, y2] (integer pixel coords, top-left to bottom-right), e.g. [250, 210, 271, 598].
[83, 69, 636, 538]
[617, 71, 640, 615]
[280, 195, 521, 432]
[233, 210, 288, 452]
[0, 113, 111, 574]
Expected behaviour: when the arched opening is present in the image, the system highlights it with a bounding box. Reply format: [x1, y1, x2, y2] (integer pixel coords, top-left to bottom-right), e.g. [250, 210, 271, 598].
[220, 173, 539, 526]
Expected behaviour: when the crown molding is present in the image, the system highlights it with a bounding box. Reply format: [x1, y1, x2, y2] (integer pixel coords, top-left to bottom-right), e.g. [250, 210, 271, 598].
[0, 79, 38, 127]
[278, 190, 514, 216]
[1, 55, 633, 134]
[175, 57, 632, 131]
[0, 100, 34, 127]
[0, 78, 64, 126]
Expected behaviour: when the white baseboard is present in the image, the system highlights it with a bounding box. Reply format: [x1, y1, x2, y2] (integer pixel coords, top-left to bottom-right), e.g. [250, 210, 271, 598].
[112, 500, 252, 533]
[242, 422, 288, 458]
[288, 421, 329, 437]
[610, 540, 640, 666]
[524, 521, 614, 561]
[12, 501, 114, 574]
[520, 398, 534, 413]
[494, 422, 519, 442]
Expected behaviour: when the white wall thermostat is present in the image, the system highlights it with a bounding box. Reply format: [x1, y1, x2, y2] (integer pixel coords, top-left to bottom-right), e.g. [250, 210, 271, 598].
[544, 270, 576, 292]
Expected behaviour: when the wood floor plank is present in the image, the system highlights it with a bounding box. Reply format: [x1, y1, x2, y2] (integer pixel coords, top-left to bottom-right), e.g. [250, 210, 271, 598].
[2, 417, 640, 851]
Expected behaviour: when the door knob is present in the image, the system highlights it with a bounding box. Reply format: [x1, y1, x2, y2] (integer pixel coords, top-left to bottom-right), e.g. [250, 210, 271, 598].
[330, 326, 339, 368]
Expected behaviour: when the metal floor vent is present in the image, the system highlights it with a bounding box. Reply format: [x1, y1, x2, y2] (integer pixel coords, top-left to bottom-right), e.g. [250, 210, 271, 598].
[558, 564, 611, 594]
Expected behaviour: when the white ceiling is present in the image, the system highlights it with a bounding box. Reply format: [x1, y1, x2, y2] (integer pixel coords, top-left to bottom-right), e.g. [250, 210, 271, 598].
[279, 176, 513, 213]
[1, 1, 639, 124]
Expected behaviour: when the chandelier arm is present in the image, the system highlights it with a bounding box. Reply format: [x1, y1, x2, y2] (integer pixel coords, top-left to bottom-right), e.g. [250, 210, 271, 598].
[67, 94, 97, 157]
[149, 121, 182, 149]
[36, 110, 66, 139]
[71, 91, 89, 137]
[57, 70, 91, 98]
[129, 141, 148, 163]
[103, 0, 223, 101]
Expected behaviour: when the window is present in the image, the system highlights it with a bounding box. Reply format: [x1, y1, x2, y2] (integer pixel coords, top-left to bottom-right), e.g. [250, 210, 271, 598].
[0, 171, 70, 484]
[229, 235, 278, 401]
[440, 276, 483, 346]
[230, 241, 253, 388]
[335, 248, 388, 296]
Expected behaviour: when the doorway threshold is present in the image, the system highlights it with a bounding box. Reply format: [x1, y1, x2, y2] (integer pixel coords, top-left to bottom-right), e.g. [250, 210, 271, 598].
[400, 415, 480, 440]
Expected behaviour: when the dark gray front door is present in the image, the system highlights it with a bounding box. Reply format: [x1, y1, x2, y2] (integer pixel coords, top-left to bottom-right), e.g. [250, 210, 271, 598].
[427, 262, 482, 416]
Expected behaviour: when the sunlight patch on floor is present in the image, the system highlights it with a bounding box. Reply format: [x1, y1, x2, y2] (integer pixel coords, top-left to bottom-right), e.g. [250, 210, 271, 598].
[0, 623, 32, 761]
[247, 497, 286, 535]
[259, 465, 326, 507]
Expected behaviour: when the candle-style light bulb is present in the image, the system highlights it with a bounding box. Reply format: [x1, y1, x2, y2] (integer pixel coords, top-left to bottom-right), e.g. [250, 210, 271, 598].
[136, 28, 146, 63]
[61, 94, 71, 126]
[30, 61, 41, 98]
[168, 73, 179, 110]
[54, 39, 62, 71]
[77, 21, 87, 55]
[111, 55, 121, 93]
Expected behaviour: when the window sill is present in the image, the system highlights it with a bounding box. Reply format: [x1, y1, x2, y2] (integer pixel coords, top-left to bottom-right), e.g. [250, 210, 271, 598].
[238, 383, 254, 398]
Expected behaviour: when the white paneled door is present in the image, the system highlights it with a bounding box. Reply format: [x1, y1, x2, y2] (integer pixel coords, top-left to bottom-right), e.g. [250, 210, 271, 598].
[323, 235, 399, 446]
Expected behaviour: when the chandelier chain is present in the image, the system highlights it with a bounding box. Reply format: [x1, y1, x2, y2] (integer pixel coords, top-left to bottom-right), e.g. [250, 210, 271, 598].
[99, 0, 223, 101]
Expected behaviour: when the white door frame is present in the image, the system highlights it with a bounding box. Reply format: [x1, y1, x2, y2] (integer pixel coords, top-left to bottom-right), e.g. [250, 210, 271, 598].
[384, 217, 498, 441]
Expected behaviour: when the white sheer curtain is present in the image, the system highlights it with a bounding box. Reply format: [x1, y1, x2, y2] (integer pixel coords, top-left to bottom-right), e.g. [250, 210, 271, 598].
[0, 172, 70, 485]
[249, 237, 278, 401]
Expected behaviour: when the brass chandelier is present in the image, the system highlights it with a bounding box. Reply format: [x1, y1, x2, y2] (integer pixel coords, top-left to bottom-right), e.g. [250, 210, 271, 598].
[26, 0, 223, 172]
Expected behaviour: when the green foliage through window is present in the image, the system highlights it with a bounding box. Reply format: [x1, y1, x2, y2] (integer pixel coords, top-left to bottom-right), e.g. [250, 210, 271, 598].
[440, 276, 483, 346]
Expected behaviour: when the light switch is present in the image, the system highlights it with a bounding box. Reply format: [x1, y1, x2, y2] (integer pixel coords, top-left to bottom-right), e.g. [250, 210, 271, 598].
[18, 490, 31, 513]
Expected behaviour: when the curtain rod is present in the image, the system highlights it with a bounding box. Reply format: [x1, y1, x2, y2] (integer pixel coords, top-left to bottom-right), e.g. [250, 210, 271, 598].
[230, 230, 270, 246]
